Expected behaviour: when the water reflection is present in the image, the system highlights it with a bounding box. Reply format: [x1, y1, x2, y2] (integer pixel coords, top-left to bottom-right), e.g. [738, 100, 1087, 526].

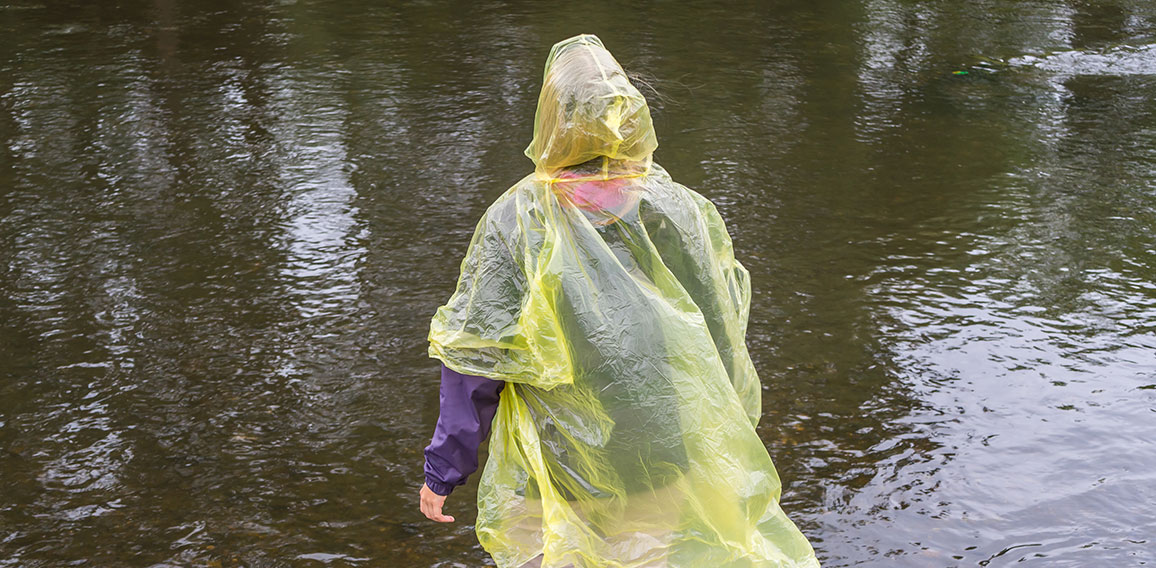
[1010, 43, 1156, 76]
[1, 1, 1155, 567]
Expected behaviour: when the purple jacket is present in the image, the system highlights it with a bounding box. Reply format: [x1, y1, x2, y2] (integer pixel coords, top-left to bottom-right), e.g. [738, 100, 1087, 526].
[423, 365, 505, 496]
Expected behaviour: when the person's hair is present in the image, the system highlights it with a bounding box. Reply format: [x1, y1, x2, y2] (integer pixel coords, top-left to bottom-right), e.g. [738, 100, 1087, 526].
[625, 70, 673, 113]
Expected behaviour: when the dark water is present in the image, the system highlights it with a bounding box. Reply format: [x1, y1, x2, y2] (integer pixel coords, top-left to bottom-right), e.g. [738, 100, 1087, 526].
[2, 1, 1155, 566]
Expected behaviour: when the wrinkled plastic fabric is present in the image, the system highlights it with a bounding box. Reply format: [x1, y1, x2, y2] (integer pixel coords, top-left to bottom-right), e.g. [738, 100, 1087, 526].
[429, 34, 820, 568]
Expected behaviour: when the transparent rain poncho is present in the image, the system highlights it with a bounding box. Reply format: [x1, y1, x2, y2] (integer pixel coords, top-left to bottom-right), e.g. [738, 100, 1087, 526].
[429, 35, 820, 568]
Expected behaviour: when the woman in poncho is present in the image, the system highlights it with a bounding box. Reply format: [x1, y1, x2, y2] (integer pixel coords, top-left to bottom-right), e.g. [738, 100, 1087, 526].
[420, 34, 820, 568]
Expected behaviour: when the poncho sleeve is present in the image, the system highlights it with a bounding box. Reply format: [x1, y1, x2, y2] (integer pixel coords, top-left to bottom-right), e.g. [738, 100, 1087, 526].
[428, 188, 572, 389]
[695, 195, 761, 427]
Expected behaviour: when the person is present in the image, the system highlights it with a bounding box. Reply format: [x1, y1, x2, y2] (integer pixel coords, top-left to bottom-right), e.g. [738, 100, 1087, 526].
[420, 34, 820, 568]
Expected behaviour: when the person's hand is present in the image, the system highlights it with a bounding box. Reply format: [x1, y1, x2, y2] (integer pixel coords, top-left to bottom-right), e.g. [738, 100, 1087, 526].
[420, 483, 455, 523]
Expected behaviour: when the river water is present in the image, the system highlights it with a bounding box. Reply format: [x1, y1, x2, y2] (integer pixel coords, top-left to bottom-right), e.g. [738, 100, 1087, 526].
[1, 1, 1154, 567]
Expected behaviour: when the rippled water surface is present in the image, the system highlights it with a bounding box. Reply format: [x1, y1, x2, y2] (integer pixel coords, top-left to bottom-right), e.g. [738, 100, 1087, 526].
[2, 1, 1155, 566]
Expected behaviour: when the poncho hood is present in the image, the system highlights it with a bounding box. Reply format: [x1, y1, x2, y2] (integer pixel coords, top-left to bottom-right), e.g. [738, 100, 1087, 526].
[524, 35, 658, 175]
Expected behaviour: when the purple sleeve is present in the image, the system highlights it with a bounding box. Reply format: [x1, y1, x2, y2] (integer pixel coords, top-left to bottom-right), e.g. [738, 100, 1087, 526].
[423, 364, 505, 496]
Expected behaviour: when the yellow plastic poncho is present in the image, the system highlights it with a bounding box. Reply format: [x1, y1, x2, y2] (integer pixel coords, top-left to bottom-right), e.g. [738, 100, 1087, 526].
[429, 34, 820, 568]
